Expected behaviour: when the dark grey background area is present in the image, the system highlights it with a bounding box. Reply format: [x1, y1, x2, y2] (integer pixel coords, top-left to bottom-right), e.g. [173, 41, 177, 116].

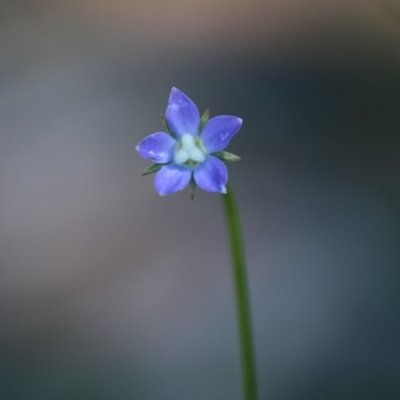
[1, 1, 400, 399]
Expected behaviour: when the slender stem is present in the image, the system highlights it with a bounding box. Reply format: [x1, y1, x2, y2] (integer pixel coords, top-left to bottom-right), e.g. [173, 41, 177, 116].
[222, 182, 257, 400]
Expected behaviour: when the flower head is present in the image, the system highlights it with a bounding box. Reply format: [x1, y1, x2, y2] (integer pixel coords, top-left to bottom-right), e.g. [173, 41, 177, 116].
[136, 87, 242, 197]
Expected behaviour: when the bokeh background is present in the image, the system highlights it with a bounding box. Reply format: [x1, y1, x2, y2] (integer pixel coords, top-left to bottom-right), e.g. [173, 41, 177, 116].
[1, 1, 400, 399]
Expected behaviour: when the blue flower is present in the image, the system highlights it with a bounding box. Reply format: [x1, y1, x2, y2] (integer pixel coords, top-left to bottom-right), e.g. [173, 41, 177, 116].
[136, 87, 242, 196]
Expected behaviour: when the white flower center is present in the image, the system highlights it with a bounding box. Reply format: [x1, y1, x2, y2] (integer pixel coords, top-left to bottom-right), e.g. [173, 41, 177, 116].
[174, 134, 206, 166]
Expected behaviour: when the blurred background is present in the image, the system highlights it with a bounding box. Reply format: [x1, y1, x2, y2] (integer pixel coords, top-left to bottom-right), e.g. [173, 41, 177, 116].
[1, 0, 400, 399]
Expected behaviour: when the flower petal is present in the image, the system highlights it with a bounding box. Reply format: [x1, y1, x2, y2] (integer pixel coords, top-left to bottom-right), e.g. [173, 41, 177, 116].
[194, 156, 227, 193]
[154, 164, 192, 196]
[136, 132, 176, 163]
[166, 87, 200, 138]
[200, 116, 242, 153]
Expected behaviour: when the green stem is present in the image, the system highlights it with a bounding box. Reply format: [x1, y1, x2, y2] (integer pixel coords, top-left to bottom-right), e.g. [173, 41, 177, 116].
[222, 182, 257, 400]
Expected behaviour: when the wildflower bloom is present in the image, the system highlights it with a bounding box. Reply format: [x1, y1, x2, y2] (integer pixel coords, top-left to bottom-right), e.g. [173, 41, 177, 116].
[136, 87, 242, 196]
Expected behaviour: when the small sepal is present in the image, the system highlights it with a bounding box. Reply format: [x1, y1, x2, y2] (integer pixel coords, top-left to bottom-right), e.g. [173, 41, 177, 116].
[199, 109, 210, 131]
[141, 163, 165, 176]
[160, 114, 173, 136]
[212, 151, 241, 162]
[189, 177, 196, 199]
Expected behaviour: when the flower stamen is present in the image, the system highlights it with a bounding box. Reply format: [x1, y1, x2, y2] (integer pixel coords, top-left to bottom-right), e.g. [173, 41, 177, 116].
[174, 134, 206, 166]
